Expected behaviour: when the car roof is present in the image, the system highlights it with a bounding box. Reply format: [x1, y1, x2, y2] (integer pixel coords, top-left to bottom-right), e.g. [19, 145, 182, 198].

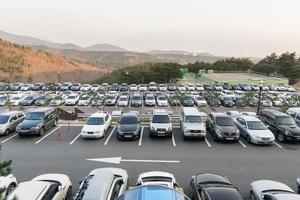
[238, 115, 260, 122]
[196, 173, 230, 185]
[122, 112, 138, 117]
[182, 107, 201, 115]
[261, 109, 289, 117]
[0, 111, 22, 116]
[7, 181, 50, 200]
[28, 107, 55, 113]
[89, 112, 107, 118]
[140, 171, 175, 180]
[211, 112, 228, 117]
[153, 109, 169, 115]
[251, 180, 294, 194]
[206, 187, 243, 200]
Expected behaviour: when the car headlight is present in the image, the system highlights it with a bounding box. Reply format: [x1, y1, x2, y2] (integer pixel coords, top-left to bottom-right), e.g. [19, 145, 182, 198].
[236, 129, 240, 134]
[183, 126, 188, 132]
[167, 126, 172, 131]
[150, 126, 155, 131]
[284, 130, 290, 135]
[216, 128, 222, 135]
[254, 134, 261, 139]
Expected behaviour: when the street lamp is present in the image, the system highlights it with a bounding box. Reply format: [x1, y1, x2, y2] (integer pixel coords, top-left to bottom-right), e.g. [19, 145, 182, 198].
[256, 80, 264, 115]
[58, 72, 61, 83]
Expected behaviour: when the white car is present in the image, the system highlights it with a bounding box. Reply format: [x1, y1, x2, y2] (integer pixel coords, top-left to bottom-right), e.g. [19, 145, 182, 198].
[20, 84, 32, 91]
[195, 84, 204, 91]
[272, 98, 284, 107]
[287, 85, 296, 92]
[9, 95, 24, 106]
[0, 95, 8, 106]
[159, 84, 167, 91]
[221, 90, 236, 99]
[80, 84, 91, 92]
[194, 96, 207, 107]
[64, 93, 80, 106]
[156, 95, 169, 107]
[235, 115, 275, 144]
[129, 84, 138, 91]
[77, 95, 91, 106]
[148, 82, 157, 91]
[145, 94, 156, 106]
[177, 85, 186, 91]
[138, 84, 147, 91]
[91, 84, 100, 92]
[6, 174, 72, 200]
[105, 95, 118, 106]
[136, 171, 178, 189]
[150, 109, 172, 138]
[0, 174, 17, 198]
[234, 91, 245, 98]
[81, 112, 111, 138]
[187, 84, 195, 91]
[118, 95, 130, 107]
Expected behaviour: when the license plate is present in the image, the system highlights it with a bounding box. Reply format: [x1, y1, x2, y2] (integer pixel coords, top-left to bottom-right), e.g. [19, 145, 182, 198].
[226, 137, 234, 140]
[124, 135, 132, 138]
[158, 131, 165, 134]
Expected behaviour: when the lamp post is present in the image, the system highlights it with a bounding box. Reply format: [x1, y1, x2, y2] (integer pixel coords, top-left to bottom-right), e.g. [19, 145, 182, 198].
[58, 72, 61, 83]
[256, 81, 264, 115]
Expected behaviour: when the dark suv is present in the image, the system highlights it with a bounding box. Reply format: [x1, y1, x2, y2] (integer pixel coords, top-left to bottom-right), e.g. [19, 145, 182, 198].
[207, 113, 240, 142]
[16, 107, 58, 136]
[259, 109, 300, 142]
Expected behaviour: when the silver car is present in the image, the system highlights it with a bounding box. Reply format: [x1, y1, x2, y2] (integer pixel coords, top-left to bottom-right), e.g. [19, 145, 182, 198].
[234, 115, 275, 144]
[250, 180, 300, 200]
[0, 111, 25, 135]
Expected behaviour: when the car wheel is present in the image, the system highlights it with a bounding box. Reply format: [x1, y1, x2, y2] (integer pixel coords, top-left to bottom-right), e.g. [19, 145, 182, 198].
[4, 129, 10, 136]
[247, 135, 252, 144]
[39, 127, 45, 136]
[6, 183, 16, 196]
[250, 191, 256, 200]
[277, 133, 285, 142]
[65, 186, 72, 200]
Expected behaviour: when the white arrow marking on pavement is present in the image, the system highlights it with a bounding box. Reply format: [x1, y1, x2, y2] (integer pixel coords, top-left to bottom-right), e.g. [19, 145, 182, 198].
[86, 157, 180, 164]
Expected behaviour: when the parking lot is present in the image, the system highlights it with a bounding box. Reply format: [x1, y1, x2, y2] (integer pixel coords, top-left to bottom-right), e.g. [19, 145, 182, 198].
[1, 107, 300, 199]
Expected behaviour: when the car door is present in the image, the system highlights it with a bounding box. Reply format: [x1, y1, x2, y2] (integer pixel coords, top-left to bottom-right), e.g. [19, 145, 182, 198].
[109, 179, 124, 200]
[9, 115, 18, 131]
[236, 118, 247, 137]
[295, 114, 300, 127]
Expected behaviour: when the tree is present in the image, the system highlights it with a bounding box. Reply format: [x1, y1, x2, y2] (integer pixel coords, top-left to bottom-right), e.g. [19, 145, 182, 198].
[0, 147, 13, 198]
[0, 51, 25, 81]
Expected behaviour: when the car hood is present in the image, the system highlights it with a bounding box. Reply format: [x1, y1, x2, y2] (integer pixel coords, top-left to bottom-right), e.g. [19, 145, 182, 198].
[218, 125, 237, 133]
[118, 124, 139, 132]
[279, 125, 300, 134]
[151, 123, 172, 129]
[82, 125, 104, 132]
[248, 129, 274, 138]
[251, 180, 294, 194]
[18, 120, 42, 128]
[184, 123, 205, 131]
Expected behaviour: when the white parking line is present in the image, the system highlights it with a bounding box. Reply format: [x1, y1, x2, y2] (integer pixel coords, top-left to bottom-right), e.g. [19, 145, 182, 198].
[172, 134, 176, 147]
[69, 132, 81, 145]
[274, 142, 283, 149]
[138, 127, 144, 146]
[239, 140, 247, 148]
[1, 134, 17, 144]
[205, 138, 212, 148]
[35, 126, 61, 144]
[104, 127, 116, 145]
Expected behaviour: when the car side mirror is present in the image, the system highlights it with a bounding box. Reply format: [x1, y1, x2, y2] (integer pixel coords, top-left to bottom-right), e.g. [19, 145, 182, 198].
[136, 182, 142, 186]
[174, 182, 178, 188]
[58, 186, 62, 191]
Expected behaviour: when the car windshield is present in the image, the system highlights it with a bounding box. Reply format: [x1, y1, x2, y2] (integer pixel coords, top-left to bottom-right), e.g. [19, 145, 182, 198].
[37, 96, 45, 100]
[68, 95, 76, 99]
[147, 96, 154, 100]
[0, 96, 7, 100]
[276, 116, 296, 125]
[216, 117, 234, 126]
[24, 96, 33, 100]
[247, 121, 267, 130]
[80, 96, 89, 100]
[0, 115, 9, 124]
[120, 116, 139, 124]
[196, 96, 205, 100]
[120, 97, 128, 101]
[132, 96, 141, 100]
[86, 117, 104, 125]
[12, 96, 20, 100]
[184, 96, 193, 100]
[185, 116, 202, 123]
[54, 96, 62, 100]
[26, 112, 44, 120]
[152, 115, 170, 123]
[158, 97, 166, 100]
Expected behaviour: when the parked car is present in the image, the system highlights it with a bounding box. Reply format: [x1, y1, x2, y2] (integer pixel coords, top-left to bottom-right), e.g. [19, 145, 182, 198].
[9, 94, 24, 106]
[180, 107, 206, 139]
[111, 83, 119, 91]
[259, 109, 300, 142]
[20, 84, 33, 91]
[150, 109, 172, 138]
[90, 84, 100, 92]
[287, 107, 300, 127]
[70, 83, 81, 91]
[49, 95, 65, 106]
[182, 95, 195, 107]
[0, 111, 25, 136]
[0, 95, 8, 106]
[131, 95, 143, 107]
[16, 107, 58, 136]
[168, 83, 177, 91]
[60, 82, 72, 91]
[34, 95, 52, 106]
[74, 168, 128, 200]
[105, 95, 118, 106]
[207, 113, 240, 141]
[136, 171, 178, 189]
[32, 83, 44, 91]
[157, 95, 169, 107]
[158, 84, 167, 91]
[77, 94, 92, 106]
[9, 83, 23, 91]
[21, 94, 39, 106]
[81, 112, 111, 138]
[234, 115, 275, 144]
[148, 82, 157, 91]
[187, 84, 195, 91]
[177, 84, 186, 91]
[64, 93, 80, 106]
[190, 173, 243, 200]
[195, 84, 204, 91]
[120, 83, 128, 91]
[117, 113, 141, 140]
[0, 174, 17, 198]
[91, 95, 103, 106]
[250, 180, 299, 200]
[6, 173, 72, 200]
[139, 84, 147, 91]
[220, 97, 235, 107]
[145, 94, 156, 106]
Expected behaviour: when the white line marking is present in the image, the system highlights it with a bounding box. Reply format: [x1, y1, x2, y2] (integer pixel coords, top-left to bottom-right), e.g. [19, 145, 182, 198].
[239, 140, 247, 148]
[274, 142, 282, 149]
[138, 127, 144, 146]
[104, 127, 116, 145]
[205, 138, 212, 148]
[35, 126, 61, 144]
[1, 134, 17, 144]
[69, 132, 81, 145]
[87, 157, 180, 164]
[172, 134, 176, 147]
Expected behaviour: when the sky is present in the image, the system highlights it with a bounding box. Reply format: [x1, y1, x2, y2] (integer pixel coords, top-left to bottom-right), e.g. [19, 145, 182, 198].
[0, 0, 300, 57]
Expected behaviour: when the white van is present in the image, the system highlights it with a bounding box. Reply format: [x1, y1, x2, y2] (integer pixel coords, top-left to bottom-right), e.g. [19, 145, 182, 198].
[180, 107, 206, 139]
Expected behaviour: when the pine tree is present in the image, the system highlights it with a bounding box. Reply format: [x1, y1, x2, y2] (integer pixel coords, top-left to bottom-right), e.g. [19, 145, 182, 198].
[0, 146, 13, 199]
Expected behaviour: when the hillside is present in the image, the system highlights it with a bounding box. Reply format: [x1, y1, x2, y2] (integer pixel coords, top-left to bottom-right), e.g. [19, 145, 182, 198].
[0, 39, 108, 82]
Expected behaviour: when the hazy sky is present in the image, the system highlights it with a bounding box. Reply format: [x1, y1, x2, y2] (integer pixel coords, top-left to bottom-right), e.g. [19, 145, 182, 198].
[0, 0, 300, 57]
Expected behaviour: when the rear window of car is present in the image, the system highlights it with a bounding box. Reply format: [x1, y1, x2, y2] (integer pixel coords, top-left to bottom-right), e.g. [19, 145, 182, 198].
[152, 115, 170, 123]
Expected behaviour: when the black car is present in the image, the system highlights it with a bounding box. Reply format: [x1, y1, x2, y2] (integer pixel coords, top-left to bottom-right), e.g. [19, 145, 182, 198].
[111, 83, 119, 91]
[259, 109, 300, 142]
[190, 173, 243, 200]
[16, 107, 58, 136]
[117, 113, 141, 140]
[203, 84, 214, 91]
[220, 97, 235, 107]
